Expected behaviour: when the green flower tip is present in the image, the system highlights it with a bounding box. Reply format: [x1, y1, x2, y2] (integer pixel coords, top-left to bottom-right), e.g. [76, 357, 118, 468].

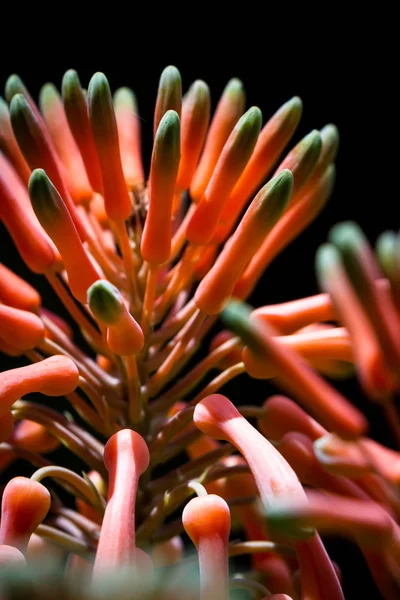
[5, 74, 25, 103]
[9, 93, 35, 141]
[28, 169, 63, 224]
[187, 80, 210, 110]
[61, 69, 82, 100]
[300, 129, 323, 158]
[231, 106, 262, 157]
[87, 280, 124, 325]
[255, 169, 293, 226]
[9, 92, 29, 118]
[328, 221, 366, 254]
[88, 72, 112, 105]
[288, 95, 303, 112]
[39, 83, 59, 112]
[319, 123, 340, 166]
[269, 168, 294, 199]
[114, 87, 138, 110]
[376, 231, 398, 278]
[224, 77, 245, 98]
[221, 300, 263, 352]
[154, 109, 181, 165]
[159, 65, 182, 89]
[315, 243, 342, 285]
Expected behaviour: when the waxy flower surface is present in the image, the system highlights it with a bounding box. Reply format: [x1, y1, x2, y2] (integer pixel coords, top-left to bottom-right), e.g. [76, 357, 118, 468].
[0, 66, 399, 599]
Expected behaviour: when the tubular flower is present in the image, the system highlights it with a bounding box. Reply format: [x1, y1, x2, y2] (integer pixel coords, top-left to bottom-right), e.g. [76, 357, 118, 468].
[0, 66, 398, 600]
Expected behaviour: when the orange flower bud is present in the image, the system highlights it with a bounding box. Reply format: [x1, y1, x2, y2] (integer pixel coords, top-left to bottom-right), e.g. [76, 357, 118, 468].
[62, 70, 103, 195]
[0, 476, 51, 553]
[141, 110, 181, 265]
[0, 304, 44, 350]
[0, 355, 79, 417]
[11, 420, 60, 454]
[0, 263, 41, 311]
[186, 106, 262, 246]
[29, 169, 102, 303]
[0, 96, 30, 184]
[183, 494, 231, 600]
[190, 78, 245, 201]
[176, 80, 210, 191]
[114, 87, 144, 190]
[258, 395, 326, 442]
[194, 170, 292, 314]
[39, 83, 92, 204]
[88, 73, 132, 221]
[0, 153, 57, 273]
[0, 544, 26, 567]
[216, 96, 303, 242]
[9, 91, 86, 240]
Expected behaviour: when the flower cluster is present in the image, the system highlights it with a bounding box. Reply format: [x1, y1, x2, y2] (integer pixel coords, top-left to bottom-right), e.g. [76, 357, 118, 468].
[0, 66, 399, 599]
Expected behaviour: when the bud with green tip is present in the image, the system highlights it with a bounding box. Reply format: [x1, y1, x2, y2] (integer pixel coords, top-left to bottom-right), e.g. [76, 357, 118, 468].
[176, 80, 211, 191]
[88, 73, 132, 221]
[275, 129, 322, 199]
[87, 280, 125, 325]
[190, 77, 246, 202]
[29, 169, 101, 303]
[216, 95, 303, 242]
[10, 93, 85, 239]
[62, 69, 104, 195]
[153, 65, 182, 137]
[114, 87, 144, 189]
[330, 221, 400, 373]
[39, 83, 92, 204]
[141, 110, 181, 266]
[376, 231, 400, 304]
[222, 299, 368, 437]
[194, 169, 293, 315]
[186, 105, 262, 246]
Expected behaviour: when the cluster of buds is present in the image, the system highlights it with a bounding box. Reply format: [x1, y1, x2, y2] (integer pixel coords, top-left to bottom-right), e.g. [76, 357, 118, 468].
[0, 66, 399, 599]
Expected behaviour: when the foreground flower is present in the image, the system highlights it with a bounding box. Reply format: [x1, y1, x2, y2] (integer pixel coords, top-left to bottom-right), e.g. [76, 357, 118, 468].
[0, 66, 399, 600]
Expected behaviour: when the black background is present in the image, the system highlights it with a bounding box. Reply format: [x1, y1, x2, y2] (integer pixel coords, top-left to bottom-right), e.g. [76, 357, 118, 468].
[0, 23, 397, 598]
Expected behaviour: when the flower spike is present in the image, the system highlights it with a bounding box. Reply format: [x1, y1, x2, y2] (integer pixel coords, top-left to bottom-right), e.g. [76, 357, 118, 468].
[0, 65, 397, 599]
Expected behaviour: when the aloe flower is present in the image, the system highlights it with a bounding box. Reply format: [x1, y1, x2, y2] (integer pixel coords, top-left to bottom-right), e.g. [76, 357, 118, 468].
[0, 65, 399, 600]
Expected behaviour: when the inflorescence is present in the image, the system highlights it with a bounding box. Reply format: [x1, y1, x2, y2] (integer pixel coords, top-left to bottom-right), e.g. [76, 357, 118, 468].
[0, 66, 399, 599]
